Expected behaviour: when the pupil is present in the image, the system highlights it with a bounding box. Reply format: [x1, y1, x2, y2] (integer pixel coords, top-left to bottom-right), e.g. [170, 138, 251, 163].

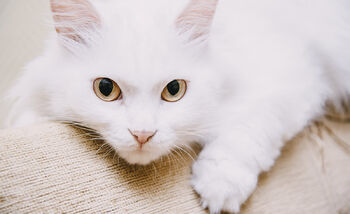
[99, 78, 114, 96]
[167, 80, 180, 96]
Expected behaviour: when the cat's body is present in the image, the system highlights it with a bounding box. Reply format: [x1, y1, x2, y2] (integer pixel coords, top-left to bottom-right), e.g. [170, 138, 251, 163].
[6, 0, 350, 213]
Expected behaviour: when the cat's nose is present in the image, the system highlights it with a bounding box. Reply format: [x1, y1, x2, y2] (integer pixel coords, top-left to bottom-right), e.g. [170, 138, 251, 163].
[129, 130, 156, 148]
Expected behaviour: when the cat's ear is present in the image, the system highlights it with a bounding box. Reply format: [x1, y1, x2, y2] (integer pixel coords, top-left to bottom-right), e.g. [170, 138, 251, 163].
[50, 0, 100, 48]
[176, 0, 218, 42]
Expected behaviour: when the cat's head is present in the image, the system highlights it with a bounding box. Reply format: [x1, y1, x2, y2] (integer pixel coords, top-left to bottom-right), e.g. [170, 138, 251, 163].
[26, 0, 222, 164]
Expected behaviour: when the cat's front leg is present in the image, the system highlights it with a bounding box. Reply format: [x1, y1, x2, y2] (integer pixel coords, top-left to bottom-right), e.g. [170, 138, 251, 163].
[192, 139, 259, 213]
[191, 88, 327, 213]
[192, 132, 267, 214]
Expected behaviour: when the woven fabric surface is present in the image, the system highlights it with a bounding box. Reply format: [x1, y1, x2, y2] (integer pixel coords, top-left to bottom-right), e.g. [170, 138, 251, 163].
[0, 120, 349, 213]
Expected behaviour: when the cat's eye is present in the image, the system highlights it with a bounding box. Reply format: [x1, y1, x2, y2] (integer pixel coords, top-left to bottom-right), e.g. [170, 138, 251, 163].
[161, 79, 187, 102]
[93, 78, 121, 102]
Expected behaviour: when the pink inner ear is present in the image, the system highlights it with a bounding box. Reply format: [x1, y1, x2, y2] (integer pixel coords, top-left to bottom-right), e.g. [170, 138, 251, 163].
[50, 0, 100, 43]
[176, 0, 218, 41]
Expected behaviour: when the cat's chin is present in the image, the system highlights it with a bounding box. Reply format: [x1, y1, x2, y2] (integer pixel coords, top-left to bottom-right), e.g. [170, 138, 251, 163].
[118, 149, 163, 165]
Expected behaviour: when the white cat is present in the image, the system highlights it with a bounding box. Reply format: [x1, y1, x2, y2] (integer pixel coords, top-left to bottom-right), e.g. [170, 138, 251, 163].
[6, 0, 350, 213]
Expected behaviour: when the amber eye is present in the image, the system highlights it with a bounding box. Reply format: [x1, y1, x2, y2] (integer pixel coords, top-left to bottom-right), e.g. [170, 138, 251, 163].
[161, 79, 187, 102]
[93, 78, 121, 101]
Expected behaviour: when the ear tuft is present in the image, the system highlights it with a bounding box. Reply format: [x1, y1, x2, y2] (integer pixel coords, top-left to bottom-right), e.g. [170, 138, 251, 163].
[176, 0, 218, 42]
[50, 0, 100, 46]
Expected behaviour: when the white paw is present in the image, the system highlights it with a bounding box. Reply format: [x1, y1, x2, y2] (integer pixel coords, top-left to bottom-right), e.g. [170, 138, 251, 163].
[191, 158, 258, 214]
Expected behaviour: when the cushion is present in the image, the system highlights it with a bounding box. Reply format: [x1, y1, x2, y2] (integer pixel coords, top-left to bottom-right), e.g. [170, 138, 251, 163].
[0, 120, 349, 213]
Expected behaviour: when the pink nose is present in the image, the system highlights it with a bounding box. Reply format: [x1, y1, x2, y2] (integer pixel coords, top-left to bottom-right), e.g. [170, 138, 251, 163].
[129, 130, 156, 148]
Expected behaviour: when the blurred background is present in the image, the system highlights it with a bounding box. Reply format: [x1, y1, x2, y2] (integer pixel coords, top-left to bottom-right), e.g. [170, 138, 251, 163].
[0, 0, 52, 127]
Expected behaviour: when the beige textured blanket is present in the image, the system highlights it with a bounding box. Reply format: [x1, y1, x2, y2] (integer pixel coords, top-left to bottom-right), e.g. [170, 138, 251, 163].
[0, 120, 349, 213]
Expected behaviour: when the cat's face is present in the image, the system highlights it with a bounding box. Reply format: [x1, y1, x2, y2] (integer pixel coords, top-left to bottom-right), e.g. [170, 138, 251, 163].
[41, 0, 220, 164]
[49, 38, 220, 164]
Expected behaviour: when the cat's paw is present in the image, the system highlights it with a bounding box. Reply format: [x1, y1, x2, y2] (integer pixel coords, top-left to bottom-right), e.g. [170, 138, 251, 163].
[191, 158, 258, 214]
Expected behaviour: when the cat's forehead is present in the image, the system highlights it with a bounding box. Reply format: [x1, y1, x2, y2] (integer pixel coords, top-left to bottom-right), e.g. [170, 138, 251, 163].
[85, 47, 192, 91]
[87, 34, 193, 88]
[72, 0, 203, 88]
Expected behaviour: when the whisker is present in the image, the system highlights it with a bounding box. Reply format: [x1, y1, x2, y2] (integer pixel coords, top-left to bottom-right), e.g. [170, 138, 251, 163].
[173, 145, 196, 162]
[171, 148, 187, 163]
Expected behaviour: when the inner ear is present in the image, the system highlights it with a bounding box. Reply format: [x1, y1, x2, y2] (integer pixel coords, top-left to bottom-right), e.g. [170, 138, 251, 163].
[176, 0, 218, 42]
[50, 0, 101, 45]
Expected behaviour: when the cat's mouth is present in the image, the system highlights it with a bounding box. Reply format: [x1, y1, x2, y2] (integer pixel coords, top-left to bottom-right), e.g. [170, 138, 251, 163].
[118, 148, 164, 165]
[98, 129, 168, 165]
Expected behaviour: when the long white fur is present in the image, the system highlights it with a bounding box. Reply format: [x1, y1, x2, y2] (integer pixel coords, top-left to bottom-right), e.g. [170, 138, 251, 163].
[6, 0, 350, 213]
